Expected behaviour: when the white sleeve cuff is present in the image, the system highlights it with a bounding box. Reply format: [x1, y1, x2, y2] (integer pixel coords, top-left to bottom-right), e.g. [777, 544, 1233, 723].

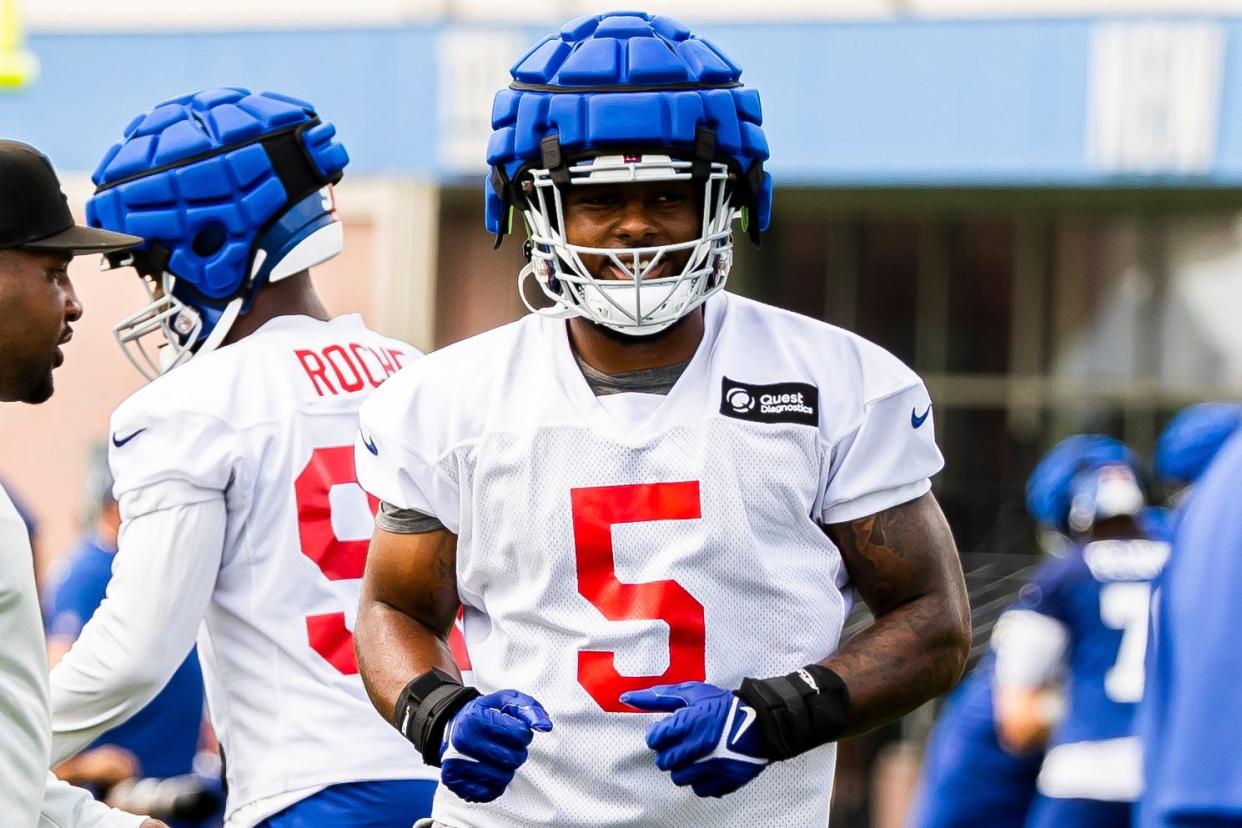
[40, 773, 146, 828]
[821, 478, 931, 526]
[993, 609, 1070, 689]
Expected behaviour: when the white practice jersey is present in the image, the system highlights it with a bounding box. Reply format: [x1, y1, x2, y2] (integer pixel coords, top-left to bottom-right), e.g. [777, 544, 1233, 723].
[355, 292, 944, 827]
[105, 314, 436, 820]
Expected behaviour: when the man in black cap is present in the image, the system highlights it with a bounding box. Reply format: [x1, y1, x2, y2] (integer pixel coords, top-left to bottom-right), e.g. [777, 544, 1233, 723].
[0, 139, 139, 403]
[0, 139, 164, 827]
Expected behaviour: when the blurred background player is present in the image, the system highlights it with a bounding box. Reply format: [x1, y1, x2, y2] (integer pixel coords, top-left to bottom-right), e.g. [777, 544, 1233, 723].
[993, 435, 1168, 827]
[1154, 401, 1242, 506]
[45, 444, 219, 827]
[904, 438, 1118, 828]
[1140, 403, 1242, 542]
[0, 138, 160, 826]
[45, 88, 437, 827]
[904, 636, 1043, 828]
[353, 12, 969, 827]
[1139, 403, 1242, 828]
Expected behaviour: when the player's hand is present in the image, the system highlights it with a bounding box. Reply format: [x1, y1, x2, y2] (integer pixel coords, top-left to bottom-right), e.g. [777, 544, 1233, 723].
[440, 689, 553, 803]
[621, 681, 769, 798]
[140, 821, 168, 827]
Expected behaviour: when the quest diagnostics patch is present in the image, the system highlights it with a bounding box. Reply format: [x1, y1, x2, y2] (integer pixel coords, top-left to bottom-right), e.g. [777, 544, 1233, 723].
[720, 377, 819, 426]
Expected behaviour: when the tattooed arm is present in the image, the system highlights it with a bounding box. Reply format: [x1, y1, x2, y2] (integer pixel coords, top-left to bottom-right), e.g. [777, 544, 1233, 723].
[355, 526, 461, 723]
[822, 492, 970, 738]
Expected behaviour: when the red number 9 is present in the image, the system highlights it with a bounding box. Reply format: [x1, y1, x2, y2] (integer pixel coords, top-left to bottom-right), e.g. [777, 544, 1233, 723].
[294, 445, 377, 674]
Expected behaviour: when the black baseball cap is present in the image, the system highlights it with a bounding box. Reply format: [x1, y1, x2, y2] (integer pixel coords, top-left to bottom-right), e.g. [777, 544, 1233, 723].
[0, 139, 140, 254]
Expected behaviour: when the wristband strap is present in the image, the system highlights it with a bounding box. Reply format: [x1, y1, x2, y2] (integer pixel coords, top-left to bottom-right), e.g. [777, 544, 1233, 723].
[736, 664, 849, 760]
[394, 668, 481, 767]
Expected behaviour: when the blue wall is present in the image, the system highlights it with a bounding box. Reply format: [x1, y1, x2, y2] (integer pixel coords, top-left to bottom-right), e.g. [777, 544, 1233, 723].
[3, 18, 1240, 186]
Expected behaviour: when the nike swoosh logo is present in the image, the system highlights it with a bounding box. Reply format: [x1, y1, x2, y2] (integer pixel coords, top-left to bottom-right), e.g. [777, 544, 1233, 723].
[361, 431, 378, 456]
[111, 428, 145, 448]
[729, 700, 757, 749]
[911, 404, 932, 429]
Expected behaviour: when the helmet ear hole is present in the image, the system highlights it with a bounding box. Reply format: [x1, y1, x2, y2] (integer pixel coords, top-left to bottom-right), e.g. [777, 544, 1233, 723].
[192, 222, 227, 258]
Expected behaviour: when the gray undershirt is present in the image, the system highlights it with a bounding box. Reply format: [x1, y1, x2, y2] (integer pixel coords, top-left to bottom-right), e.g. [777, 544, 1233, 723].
[375, 355, 691, 534]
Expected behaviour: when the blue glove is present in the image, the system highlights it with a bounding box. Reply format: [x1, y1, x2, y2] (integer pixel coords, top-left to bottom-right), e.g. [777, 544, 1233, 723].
[621, 681, 769, 798]
[440, 689, 552, 803]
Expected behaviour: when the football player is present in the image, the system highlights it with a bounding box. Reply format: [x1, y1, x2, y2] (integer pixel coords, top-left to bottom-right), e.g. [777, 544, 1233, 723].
[1142, 402, 1242, 541]
[906, 654, 1043, 828]
[45, 89, 438, 827]
[993, 435, 1168, 827]
[905, 435, 1130, 828]
[352, 12, 971, 827]
[1139, 405, 1242, 828]
[1154, 401, 1242, 499]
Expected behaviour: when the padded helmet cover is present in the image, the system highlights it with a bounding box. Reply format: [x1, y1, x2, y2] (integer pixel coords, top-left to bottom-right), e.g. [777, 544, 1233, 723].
[484, 12, 772, 235]
[1155, 402, 1242, 484]
[1025, 434, 1145, 534]
[87, 87, 348, 304]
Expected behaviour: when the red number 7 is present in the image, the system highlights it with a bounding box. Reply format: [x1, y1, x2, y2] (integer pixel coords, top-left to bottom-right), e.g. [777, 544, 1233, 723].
[571, 481, 706, 713]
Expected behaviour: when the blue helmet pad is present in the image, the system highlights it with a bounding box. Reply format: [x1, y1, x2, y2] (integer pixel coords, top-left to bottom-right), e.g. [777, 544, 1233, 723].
[1026, 434, 1144, 533]
[1155, 402, 1242, 484]
[87, 87, 348, 304]
[485, 12, 772, 235]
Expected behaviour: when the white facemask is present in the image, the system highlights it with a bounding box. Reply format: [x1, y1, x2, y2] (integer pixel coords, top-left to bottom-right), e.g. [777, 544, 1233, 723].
[518, 154, 738, 336]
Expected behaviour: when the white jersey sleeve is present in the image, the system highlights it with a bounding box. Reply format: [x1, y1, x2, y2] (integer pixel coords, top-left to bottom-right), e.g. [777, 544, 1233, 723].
[40, 773, 146, 828]
[50, 499, 225, 764]
[819, 374, 941, 525]
[108, 406, 240, 519]
[356, 377, 461, 533]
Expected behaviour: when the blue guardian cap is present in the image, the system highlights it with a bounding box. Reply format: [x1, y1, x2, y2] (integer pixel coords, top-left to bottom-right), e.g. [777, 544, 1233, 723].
[1026, 434, 1147, 535]
[485, 11, 772, 336]
[87, 88, 349, 379]
[1155, 402, 1242, 486]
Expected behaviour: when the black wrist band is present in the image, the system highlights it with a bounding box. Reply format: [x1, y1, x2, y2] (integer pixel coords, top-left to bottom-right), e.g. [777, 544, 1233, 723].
[736, 664, 850, 761]
[393, 667, 480, 767]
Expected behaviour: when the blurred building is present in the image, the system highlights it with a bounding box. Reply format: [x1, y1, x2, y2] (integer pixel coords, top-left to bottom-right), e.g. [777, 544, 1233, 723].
[6, 1, 1241, 559]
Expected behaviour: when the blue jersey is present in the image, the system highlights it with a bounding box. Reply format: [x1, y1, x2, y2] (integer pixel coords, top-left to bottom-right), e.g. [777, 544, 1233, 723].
[46, 534, 204, 780]
[1141, 432, 1242, 827]
[907, 657, 1041, 828]
[1014, 538, 1168, 748]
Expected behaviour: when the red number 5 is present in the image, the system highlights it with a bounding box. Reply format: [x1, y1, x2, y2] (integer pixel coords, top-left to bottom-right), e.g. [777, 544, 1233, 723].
[572, 481, 706, 713]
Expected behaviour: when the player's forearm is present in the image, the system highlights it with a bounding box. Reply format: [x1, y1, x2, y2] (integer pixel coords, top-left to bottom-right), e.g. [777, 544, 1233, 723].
[821, 589, 970, 738]
[355, 598, 461, 723]
[825, 493, 971, 739]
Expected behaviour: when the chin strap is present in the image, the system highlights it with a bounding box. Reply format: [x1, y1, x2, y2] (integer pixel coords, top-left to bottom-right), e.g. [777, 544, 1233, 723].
[517, 262, 577, 320]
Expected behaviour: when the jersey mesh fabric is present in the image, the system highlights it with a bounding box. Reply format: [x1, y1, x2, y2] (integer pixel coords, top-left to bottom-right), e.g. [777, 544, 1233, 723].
[356, 292, 943, 827]
[445, 422, 844, 826]
[107, 314, 433, 825]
